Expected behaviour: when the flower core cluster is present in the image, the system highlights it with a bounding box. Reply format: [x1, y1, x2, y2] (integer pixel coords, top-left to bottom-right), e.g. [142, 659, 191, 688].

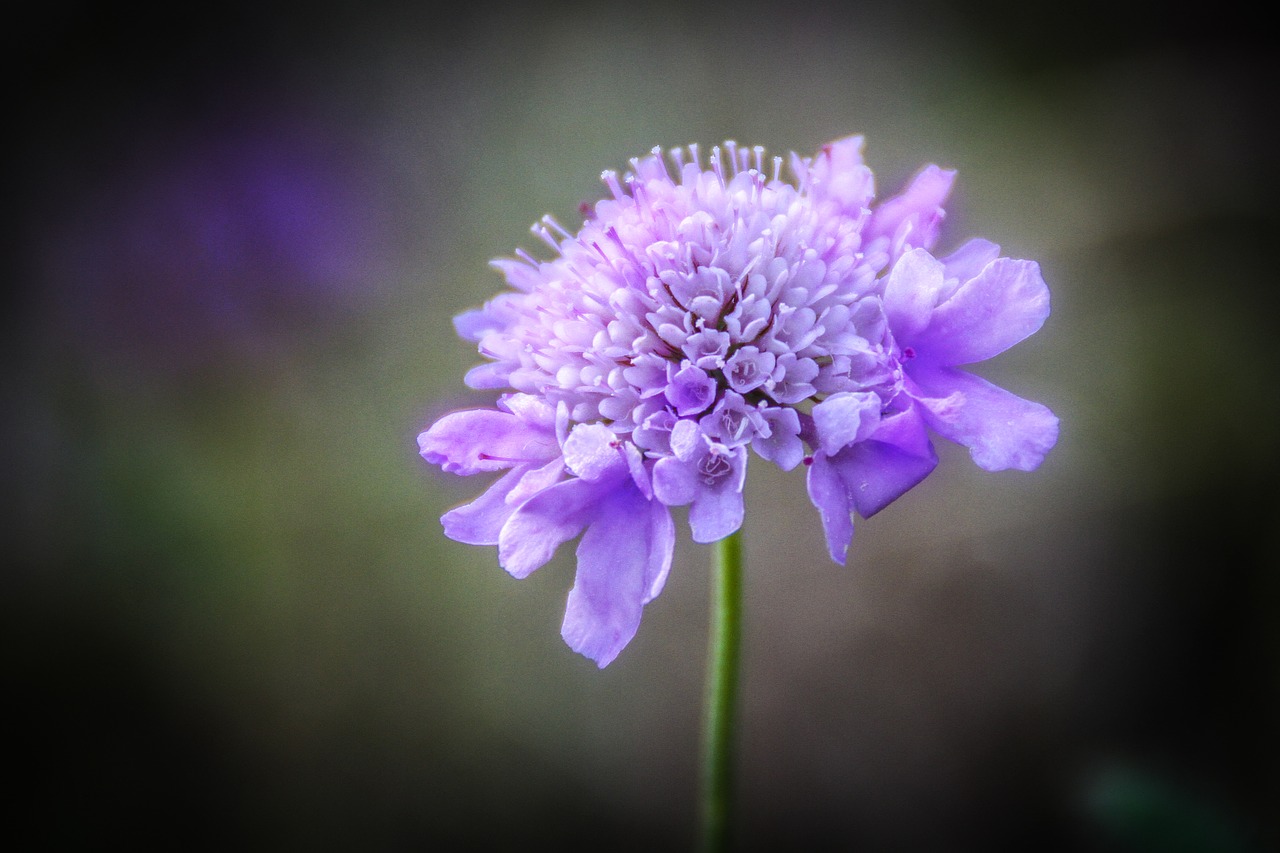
[419, 136, 1058, 667]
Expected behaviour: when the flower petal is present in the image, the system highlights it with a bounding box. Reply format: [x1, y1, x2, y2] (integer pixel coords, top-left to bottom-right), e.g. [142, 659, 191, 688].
[910, 364, 1059, 471]
[805, 453, 854, 565]
[463, 362, 513, 390]
[441, 467, 526, 545]
[504, 457, 567, 507]
[811, 391, 882, 456]
[642, 500, 675, 604]
[668, 418, 702, 462]
[809, 135, 875, 211]
[418, 408, 556, 475]
[665, 362, 718, 415]
[652, 456, 697, 506]
[883, 248, 950, 344]
[752, 406, 805, 471]
[939, 238, 1001, 283]
[868, 164, 956, 258]
[563, 423, 625, 482]
[560, 485, 663, 668]
[443, 455, 559, 548]
[917, 258, 1050, 366]
[498, 478, 597, 578]
[497, 392, 556, 427]
[828, 406, 938, 518]
[689, 481, 744, 544]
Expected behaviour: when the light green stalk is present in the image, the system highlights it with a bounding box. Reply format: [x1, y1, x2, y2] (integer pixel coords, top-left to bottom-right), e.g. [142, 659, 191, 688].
[699, 529, 743, 853]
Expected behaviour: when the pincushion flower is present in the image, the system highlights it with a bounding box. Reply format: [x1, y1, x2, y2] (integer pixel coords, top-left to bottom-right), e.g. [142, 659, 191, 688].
[418, 136, 1058, 668]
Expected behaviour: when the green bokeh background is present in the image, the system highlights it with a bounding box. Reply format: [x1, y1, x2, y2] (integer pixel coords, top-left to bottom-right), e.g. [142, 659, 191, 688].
[7, 2, 1276, 849]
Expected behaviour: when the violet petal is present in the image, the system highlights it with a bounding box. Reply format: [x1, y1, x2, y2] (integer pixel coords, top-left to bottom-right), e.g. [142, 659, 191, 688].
[561, 484, 673, 667]
[830, 406, 938, 518]
[911, 364, 1059, 472]
[805, 453, 854, 565]
[498, 478, 597, 578]
[418, 407, 557, 475]
[919, 258, 1050, 366]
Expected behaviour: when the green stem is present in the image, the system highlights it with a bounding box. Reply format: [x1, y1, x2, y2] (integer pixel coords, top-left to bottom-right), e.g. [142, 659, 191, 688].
[700, 529, 743, 853]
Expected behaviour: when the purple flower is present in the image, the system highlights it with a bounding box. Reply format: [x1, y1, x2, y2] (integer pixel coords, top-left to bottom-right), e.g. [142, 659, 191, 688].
[418, 136, 1057, 666]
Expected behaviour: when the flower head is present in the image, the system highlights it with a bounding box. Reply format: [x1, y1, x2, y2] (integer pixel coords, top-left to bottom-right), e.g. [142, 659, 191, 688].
[419, 136, 1058, 667]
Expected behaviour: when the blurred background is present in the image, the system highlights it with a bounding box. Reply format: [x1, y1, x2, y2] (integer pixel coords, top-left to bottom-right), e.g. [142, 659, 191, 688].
[5, 1, 1276, 849]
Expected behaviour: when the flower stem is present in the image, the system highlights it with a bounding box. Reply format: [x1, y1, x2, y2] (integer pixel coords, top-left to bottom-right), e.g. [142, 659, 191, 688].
[700, 529, 743, 853]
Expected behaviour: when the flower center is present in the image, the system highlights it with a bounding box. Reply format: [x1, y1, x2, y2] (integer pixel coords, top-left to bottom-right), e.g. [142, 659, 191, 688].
[697, 449, 734, 486]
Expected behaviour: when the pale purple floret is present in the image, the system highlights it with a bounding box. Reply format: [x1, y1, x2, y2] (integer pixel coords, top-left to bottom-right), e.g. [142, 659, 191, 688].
[666, 362, 719, 416]
[684, 328, 731, 369]
[652, 420, 747, 543]
[752, 406, 805, 471]
[418, 135, 1057, 666]
[700, 391, 769, 449]
[724, 346, 775, 394]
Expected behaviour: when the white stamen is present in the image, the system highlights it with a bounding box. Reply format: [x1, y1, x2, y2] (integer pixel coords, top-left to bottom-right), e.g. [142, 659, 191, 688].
[601, 170, 626, 200]
[650, 146, 669, 180]
[532, 223, 561, 253]
[542, 215, 573, 240]
[725, 140, 739, 176]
